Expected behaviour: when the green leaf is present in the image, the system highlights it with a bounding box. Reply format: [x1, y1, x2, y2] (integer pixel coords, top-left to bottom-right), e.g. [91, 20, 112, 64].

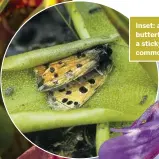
[66, 2, 157, 116]
[2, 2, 157, 133]
[3, 35, 119, 71]
[66, 3, 157, 155]
[96, 123, 109, 154]
[101, 6, 158, 84]
[102, 6, 129, 44]
[11, 109, 136, 133]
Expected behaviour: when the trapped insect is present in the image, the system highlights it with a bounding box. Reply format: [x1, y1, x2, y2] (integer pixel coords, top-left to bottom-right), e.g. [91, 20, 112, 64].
[139, 95, 148, 105]
[34, 44, 113, 110]
[5, 87, 14, 96]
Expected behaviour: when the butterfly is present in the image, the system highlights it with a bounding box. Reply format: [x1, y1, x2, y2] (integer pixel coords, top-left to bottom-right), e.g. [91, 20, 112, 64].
[34, 44, 112, 110]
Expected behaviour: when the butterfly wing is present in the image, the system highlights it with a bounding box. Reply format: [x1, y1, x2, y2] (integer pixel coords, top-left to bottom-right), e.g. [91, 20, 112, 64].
[34, 49, 102, 91]
[48, 70, 106, 110]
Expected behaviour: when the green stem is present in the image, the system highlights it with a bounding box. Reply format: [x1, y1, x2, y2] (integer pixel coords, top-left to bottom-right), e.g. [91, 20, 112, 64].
[102, 6, 129, 44]
[3, 35, 119, 71]
[11, 108, 137, 133]
[65, 2, 90, 39]
[96, 123, 110, 155]
[55, 6, 79, 40]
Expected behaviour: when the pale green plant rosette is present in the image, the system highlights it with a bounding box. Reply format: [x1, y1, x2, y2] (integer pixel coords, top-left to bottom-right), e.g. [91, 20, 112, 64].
[1, 1, 158, 157]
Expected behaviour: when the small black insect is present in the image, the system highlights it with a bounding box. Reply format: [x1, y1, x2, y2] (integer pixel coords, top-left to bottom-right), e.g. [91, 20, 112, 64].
[5, 87, 14, 96]
[89, 7, 102, 14]
[139, 95, 148, 105]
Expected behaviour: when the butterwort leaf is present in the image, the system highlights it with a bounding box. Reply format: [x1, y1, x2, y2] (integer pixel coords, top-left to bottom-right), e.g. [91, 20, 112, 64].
[99, 101, 159, 159]
[131, 101, 159, 127]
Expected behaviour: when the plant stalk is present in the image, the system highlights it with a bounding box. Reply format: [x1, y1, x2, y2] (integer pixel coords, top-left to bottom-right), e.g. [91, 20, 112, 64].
[65, 2, 90, 39]
[96, 123, 110, 154]
[11, 108, 137, 133]
[3, 35, 119, 71]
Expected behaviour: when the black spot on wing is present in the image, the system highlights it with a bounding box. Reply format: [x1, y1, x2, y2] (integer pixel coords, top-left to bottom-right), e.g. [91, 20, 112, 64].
[74, 102, 80, 108]
[76, 64, 83, 68]
[62, 98, 68, 103]
[58, 61, 62, 64]
[88, 79, 95, 84]
[79, 86, 88, 93]
[54, 73, 58, 78]
[74, 102, 79, 105]
[66, 90, 72, 95]
[67, 101, 73, 105]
